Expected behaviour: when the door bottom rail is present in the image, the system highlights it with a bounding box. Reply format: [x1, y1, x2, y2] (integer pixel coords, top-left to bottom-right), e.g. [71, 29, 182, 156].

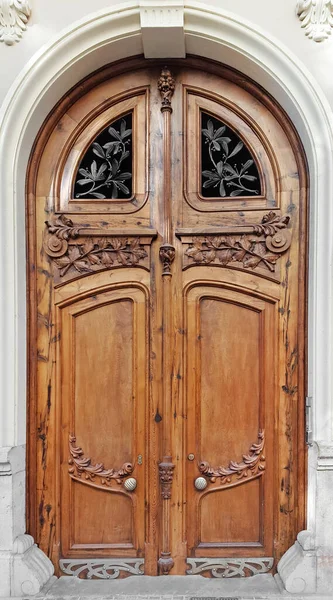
[186, 557, 274, 578]
[59, 558, 144, 579]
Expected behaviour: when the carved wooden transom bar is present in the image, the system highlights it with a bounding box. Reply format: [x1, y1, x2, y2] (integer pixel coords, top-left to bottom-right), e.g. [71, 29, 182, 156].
[44, 214, 156, 283]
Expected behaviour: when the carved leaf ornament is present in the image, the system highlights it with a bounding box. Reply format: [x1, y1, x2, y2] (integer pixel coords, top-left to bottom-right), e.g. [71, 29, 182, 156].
[297, 0, 333, 42]
[54, 237, 147, 277]
[199, 430, 265, 486]
[68, 435, 133, 488]
[185, 212, 291, 273]
[44, 214, 148, 277]
[0, 0, 31, 45]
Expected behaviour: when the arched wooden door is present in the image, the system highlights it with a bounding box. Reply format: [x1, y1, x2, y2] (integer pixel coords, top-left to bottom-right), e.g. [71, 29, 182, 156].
[27, 57, 307, 579]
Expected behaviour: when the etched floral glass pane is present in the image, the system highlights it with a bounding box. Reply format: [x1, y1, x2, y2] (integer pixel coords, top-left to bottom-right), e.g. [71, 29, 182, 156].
[201, 112, 261, 198]
[74, 113, 132, 199]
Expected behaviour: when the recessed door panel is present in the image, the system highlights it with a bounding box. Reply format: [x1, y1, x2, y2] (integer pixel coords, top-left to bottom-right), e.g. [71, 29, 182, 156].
[199, 479, 261, 544]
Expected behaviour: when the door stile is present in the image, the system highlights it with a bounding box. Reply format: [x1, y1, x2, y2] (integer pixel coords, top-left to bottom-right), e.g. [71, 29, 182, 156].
[157, 68, 177, 575]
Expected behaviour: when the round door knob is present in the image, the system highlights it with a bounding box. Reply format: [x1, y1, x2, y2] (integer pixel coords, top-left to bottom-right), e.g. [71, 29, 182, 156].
[194, 476, 208, 490]
[187, 453, 195, 461]
[124, 477, 137, 491]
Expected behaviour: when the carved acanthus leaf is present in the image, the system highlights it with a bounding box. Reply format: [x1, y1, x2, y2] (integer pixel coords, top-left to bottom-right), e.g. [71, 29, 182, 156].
[297, 0, 333, 42]
[68, 435, 133, 487]
[0, 0, 31, 45]
[199, 430, 265, 485]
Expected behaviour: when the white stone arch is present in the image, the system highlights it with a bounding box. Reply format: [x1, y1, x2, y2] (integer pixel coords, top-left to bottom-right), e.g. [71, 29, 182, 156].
[0, 2, 332, 595]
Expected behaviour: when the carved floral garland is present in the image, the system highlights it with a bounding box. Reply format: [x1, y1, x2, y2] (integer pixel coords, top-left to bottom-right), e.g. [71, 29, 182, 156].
[184, 212, 291, 273]
[68, 435, 133, 487]
[199, 430, 265, 485]
[44, 214, 148, 277]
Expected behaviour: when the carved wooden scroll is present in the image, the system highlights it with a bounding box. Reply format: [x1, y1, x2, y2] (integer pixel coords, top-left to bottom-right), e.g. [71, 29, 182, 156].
[186, 557, 273, 578]
[43, 214, 156, 282]
[68, 435, 134, 490]
[60, 558, 144, 579]
[198, 430, 265, 487]
[157, 67, 176, 576]
[178, 212, 291, 276]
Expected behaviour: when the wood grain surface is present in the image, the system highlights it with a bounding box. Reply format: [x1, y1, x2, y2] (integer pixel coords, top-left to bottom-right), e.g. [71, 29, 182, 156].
[27, 57, 307, 577]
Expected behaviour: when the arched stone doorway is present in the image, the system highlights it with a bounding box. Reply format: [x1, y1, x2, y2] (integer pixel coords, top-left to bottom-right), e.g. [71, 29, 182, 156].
[0, 2, 332, 595]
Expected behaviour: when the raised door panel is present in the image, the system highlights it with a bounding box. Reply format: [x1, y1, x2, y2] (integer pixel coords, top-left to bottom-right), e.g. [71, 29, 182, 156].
[59, 286, 147, 558]
[185, 284, 275, 558]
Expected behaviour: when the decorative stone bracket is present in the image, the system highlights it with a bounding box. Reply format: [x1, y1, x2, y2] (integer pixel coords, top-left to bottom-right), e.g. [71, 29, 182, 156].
[11, 535, 55, 596]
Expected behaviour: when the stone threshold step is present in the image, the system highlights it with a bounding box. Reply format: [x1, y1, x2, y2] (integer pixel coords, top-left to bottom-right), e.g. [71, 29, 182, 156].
[28, 575, 332, 600]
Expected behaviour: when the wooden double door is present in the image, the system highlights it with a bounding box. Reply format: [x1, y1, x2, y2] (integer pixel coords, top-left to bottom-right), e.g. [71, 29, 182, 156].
[28, 58, 306, 578]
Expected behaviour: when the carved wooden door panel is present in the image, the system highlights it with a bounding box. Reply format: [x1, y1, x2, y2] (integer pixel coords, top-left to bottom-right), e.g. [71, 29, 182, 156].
[28, 58, 306, 579]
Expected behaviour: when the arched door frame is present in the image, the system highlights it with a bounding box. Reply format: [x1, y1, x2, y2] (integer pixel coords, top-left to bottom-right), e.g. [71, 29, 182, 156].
[0, 2, 332, 595]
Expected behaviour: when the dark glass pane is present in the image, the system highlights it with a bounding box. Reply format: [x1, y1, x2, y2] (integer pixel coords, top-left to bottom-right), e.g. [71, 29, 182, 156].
[74, 113, 133, 199]
[201, 112, 261, 198]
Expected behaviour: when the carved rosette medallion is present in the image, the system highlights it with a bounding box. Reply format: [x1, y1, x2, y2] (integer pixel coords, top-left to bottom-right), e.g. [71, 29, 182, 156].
[157, 67, 175, 112]
[68, 435, 134, 490]
[159, 243, 175, 275]
[44, 214, 154, 281]
[198, 430, 265, 487]
[181, 212, 291, 276]
[158, 458, 175, 500]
